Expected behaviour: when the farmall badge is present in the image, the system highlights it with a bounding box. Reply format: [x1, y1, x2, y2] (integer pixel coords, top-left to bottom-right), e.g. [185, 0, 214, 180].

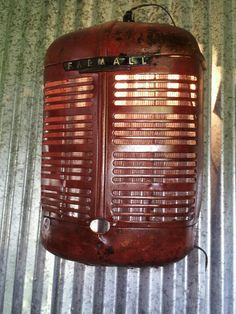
[63, 53, 161, 72]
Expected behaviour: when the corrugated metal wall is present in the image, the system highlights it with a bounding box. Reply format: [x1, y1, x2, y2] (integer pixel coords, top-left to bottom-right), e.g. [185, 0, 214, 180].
[0, 0, 235, 313]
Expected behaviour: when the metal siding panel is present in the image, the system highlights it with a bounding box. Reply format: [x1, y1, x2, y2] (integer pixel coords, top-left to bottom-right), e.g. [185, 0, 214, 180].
[0, 0, 235, 313]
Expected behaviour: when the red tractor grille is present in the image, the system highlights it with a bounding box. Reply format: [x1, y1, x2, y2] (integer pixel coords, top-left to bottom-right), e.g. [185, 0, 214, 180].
[110, 73, 198, 224]
[42, 76, 96, 221]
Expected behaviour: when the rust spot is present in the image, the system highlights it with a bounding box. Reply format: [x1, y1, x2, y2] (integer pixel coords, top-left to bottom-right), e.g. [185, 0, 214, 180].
[105, 246, 114, 255]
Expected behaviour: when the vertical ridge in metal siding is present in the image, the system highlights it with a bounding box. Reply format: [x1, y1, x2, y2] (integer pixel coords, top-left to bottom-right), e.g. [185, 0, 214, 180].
[149, 268, 164, 313]
[232, 4, 236, 314]
[10, 0, 49, 312]
[138, 268, 151, 313]
[76, 0, 95, 28]
[29, 0, 67, 312]
[93, 267, 106, 313]
[60, 260, 75, 314]
[0, 1, 11, 84]
[0, 0, 30, 312]
[0, 1, 236, 314]
[71, 263, 85, 313]
[102, 267, 117, 314]
[125, 268, 140, 313]
[61, 0, 78, 34]
[52, 257, 65, 313]
[115, 268, 127, 313]
[31, 240, 47, 314]
[221, 0, 236, 313]
[193, 0, 213, 312]
[170, 0, 193, 31]
[82, 266, 96, 314]
[0, 0, 18, 234]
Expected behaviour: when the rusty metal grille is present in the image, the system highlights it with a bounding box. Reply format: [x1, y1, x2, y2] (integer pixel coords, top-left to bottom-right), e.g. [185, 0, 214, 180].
[42, 76, 96, 221]
[0, 0, 235, 313]
[111, 73, 198, 223]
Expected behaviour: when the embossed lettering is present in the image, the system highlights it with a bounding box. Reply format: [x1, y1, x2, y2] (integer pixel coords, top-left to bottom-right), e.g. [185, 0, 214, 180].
[98, 58, 105, 65]
[128, 57, 135, 65]
[63, 53, 160, 72]
[141, 57, 147, 65]
[66, 61, 73, 70]
[113, 58, 120, 65]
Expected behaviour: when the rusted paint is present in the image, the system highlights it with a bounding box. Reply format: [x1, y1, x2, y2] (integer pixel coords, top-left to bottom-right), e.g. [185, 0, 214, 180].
[42, 20, 205, 266]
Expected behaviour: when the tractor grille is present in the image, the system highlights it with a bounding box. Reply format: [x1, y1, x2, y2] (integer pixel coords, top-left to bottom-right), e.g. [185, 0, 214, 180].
[110, 73, 198, 223]
[42, 76, 96, 221]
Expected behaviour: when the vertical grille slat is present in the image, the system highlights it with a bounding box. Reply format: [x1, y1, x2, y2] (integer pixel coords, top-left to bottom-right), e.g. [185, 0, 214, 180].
[110, 73, 198, 224]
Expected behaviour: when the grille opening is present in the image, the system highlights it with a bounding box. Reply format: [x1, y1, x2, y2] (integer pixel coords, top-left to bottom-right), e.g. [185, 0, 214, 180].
[113, 160, 196, 168]
[42, 185, 92, 196]
[112, 207, 195, 223]
[43, 138, 93, 145]
[115, 74, 197, 81]
[114, 100, 196, 106]
[114, 91, 197, 99]
[44, 130, 93, 138]
[114, 113, 195, 120]
[113, 152, 196, 159]
[44, 122, 92, 132]
[45, 77, 93, 88]
[114, 82, 196, 90]
[112, 177, 196, 184]
[67, 212, 87, 219]
[45, 84, 94, 96]
[112, 168, 195, 176]
[113, 130, 196, 137]
[45, 102, 93, 111]
[112, 198, 194, 205]
[113, 139, 196, 145]
[45, 93, 94, 103]
[42, 159, 93, 167]
[112, 190, 195, 197]
[113, 121, 196, 129]
[42, 166, 92, 175]
[44, 114, 93, 124]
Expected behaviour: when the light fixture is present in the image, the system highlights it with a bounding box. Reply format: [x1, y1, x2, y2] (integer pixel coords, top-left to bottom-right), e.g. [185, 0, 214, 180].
[41, 4, 205, 266]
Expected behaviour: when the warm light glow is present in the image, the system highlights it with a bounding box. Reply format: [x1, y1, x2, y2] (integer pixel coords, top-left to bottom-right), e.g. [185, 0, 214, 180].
[115, 74, 197, 81]
[113, 122, 195, 128]
[114, 91, 195, 98]
[45, 102, 92, 110]
[113, 130, 196, 137]
[114, 113, 195, 120]
[115, 81, 196, 90]
[115, 74, 155, 80]
[190, 84, 197, 90]
[114, 100, 193, 106]
[167, 74, 197, 81]
[45, 85, 94, 96]
[45, 94, 93, 103]
[45, 76, 93, 88]
[167, 82, 179, 89]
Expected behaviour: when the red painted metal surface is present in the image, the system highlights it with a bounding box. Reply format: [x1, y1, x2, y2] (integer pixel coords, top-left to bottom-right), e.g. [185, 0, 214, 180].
[41, 21, 205, 266]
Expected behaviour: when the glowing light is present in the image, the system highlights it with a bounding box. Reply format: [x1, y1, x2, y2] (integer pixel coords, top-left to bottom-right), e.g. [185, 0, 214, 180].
[115, 74, 197, 81]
